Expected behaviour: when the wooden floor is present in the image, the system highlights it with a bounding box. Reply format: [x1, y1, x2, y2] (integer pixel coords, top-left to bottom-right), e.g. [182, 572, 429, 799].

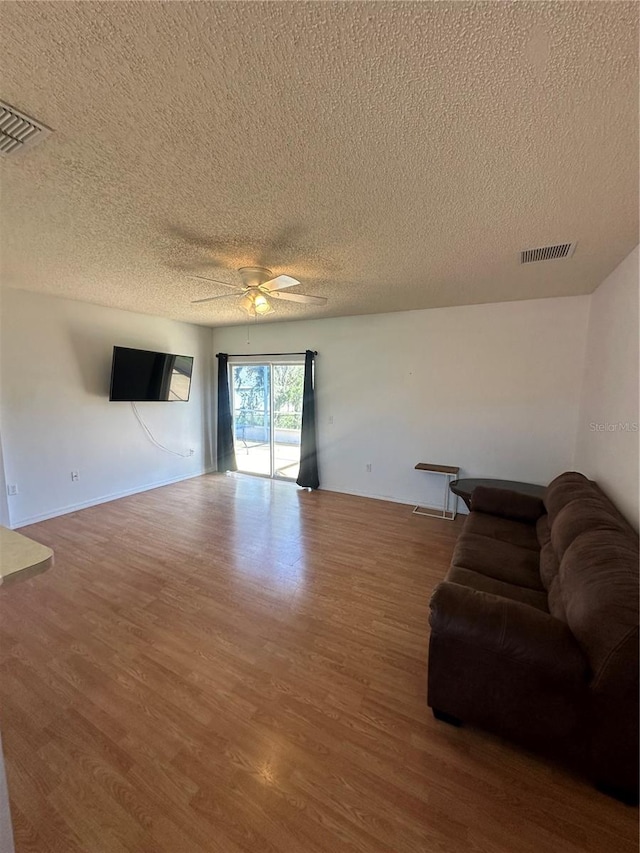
[0, 475, 636, 853]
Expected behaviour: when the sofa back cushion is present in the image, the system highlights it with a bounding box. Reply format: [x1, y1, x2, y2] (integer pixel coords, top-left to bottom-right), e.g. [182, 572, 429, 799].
[536, 516, 567, 621]
[546, 576, 567, 623]
[560, 527, 639, 792]
[544, 471, 593, 525]
[544, 472, 639, 684]
[537, 516, 554, 585]
[551, 496, 629, 561]
[560, 530, 639, 680]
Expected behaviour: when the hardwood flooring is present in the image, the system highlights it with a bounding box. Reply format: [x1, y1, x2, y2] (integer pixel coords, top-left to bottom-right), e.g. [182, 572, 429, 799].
[0, 474, 636, 853]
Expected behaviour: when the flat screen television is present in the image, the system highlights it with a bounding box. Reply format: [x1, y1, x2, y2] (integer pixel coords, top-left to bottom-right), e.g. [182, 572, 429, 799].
[109, 346, 194, 402]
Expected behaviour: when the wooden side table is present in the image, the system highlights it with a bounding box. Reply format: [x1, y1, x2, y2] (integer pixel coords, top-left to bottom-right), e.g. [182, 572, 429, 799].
[413, 463, 460, 521]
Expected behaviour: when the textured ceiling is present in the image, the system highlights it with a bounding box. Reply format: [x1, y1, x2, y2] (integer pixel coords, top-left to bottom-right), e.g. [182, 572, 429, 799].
[0, 1, 638, 327]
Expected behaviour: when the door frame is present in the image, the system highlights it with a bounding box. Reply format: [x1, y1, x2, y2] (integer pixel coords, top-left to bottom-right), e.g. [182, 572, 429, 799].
[228, 357, 304, 482]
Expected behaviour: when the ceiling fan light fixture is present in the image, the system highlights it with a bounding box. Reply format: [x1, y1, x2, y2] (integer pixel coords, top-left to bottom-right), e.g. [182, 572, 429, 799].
[239, 293, 255, 315]
[238, 291, 274, 317]
[253, 293, 272, 315]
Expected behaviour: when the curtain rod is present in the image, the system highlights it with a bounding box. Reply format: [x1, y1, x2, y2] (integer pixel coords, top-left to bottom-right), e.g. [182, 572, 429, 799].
[216, 351, 317, 357]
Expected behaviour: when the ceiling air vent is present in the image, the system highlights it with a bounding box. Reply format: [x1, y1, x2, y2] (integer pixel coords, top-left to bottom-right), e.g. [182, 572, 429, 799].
[0, 101, 52, 157]
[520, 242, 577, 264]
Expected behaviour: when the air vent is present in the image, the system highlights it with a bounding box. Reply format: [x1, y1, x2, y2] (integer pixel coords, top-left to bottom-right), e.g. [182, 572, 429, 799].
[520, 242, 577, 264]
[0, 101, 52, 157]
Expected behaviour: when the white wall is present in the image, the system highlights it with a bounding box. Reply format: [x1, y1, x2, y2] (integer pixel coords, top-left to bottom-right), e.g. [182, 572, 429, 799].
[0, 289, 11, 528]
[0, 289, 213, 527]
[574, 246, 639, 527]
[213, 296, 590, 510]
[0, 432, 10, 528]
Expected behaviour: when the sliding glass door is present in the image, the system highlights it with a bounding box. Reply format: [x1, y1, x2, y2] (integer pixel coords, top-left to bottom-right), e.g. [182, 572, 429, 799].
[230, 362, 304, 480]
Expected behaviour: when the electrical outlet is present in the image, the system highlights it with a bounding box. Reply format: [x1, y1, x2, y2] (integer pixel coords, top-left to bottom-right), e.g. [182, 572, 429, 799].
[6, 484, 18, 496]
[329, 415, 334, 425]
[71, 470, 79, 482]
[366, 463, 372, 473]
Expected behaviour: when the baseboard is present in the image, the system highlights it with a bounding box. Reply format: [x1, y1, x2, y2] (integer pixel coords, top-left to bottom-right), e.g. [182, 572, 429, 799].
[11, 468, 217, 529]
[12, 473, 466, 529]
[319, 484, 469, 515]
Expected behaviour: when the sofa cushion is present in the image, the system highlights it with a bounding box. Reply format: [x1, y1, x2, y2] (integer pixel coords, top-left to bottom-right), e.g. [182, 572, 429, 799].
[470, 486, 544, 523]
[451, 533, 544, 591]
[551, 497, 628, 560]
[429, 583, 588, 688]
[547, 575, 567, 623]
[544, 471, 594, 525]
[536, 514, 551, 548]
[560, 530, 639, 681]
[447, 565, 549, 612]
[539, 538, 559, 587]
[465, 511, 540, 552]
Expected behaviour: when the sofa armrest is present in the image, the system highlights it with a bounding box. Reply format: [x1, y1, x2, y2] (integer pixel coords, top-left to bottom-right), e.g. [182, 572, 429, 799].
[470, 485, 545, 523]
[429, 582, 588, 686]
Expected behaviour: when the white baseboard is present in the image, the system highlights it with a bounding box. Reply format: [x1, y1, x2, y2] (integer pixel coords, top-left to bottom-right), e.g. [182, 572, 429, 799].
[11, 468, 217, 529]
[318, 484, 469, 515]
[11, 471, 466, 529]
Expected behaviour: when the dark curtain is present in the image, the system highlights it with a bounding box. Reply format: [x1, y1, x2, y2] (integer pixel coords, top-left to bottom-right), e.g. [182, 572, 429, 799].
[216, 354, 237, 472]
[296, 350, 319, 489]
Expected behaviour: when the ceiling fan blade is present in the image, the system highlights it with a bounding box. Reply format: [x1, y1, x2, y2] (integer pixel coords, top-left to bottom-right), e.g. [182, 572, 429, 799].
[269, 291, 327, 305]
[191, 293, 239, 305]
[188, 274, 242, 290]
[262, 274, 300, 292]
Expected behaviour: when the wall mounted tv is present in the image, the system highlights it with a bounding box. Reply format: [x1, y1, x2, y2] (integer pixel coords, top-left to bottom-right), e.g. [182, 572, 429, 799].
[109, 346, 194, 402]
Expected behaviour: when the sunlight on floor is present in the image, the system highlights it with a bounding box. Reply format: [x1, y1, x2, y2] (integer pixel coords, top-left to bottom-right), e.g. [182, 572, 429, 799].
[235, 440, 300, 480]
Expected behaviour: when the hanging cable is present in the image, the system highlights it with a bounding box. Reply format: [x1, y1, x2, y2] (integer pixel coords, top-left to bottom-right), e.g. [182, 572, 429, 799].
[130, 402, 193, 457]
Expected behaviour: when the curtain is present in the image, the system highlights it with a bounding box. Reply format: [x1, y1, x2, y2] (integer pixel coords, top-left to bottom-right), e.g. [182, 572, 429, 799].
[216, 354, 237, 472]
[296, 350, 319, 489]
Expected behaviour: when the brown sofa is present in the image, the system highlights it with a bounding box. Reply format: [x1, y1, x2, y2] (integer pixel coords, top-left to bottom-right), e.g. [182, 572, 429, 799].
[428, 471, 639, 803]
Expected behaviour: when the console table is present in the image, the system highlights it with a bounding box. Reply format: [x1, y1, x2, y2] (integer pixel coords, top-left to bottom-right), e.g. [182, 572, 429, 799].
[413, 463, 460, 521]
[449, 478, 546, 511]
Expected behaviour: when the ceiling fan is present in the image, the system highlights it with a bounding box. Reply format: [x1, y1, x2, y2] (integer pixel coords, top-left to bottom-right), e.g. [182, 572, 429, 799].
[189, 267, 327, 317]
